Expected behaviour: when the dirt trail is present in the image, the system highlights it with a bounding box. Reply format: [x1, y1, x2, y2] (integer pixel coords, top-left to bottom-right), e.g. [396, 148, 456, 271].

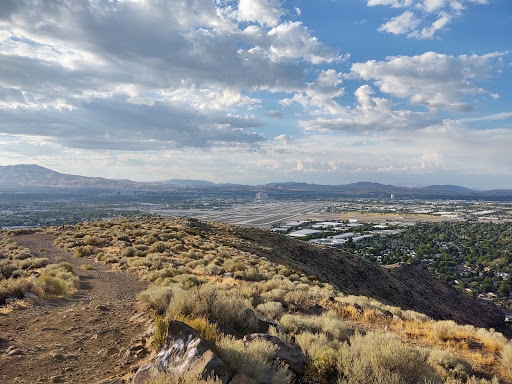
[0, 233, 150, 384]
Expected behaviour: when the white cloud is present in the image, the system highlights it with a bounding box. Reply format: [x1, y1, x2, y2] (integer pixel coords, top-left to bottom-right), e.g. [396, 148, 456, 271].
[0, 0, 341, 150]
[238, 0, 285, 26]
[350, 51, 507, 112]
[367, 0, 492, 38]
[378, 11, 420, 35]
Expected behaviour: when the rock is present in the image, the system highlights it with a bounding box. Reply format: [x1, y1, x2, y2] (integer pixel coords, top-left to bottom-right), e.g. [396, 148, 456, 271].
[93, 377, 125, 384]
[393, 314, 402, 321]
[23, 292, 38, 300]
[50, 375, 65, 383]
[229, 373, 256, 384]
[6, 347, 24, 356]
[353, 303, 364, 314]
[243, 334, 305, 376]
[223, 272, 234, 278]
[132, 321, 231, 384]
[96, 305, 110, 311]
[5, 297, 18, 303]
[380, 310, 393, 318]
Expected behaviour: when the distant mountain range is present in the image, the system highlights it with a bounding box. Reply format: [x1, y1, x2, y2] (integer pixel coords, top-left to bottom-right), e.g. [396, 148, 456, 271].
[0, 164, 511, 198]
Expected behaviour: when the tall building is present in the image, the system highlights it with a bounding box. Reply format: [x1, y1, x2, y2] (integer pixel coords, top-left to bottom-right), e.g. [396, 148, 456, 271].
[256, 192, 268, 201]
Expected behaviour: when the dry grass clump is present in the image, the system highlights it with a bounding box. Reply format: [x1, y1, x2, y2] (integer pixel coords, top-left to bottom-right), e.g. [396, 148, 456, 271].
[337, 332, 441, 384]
[256, 301, 284, 319]
[165, 284, 258, 334]
[0, 237, 51, 303]
[34, 263, 79, 297]
[280, 311, 348, 340]
[296, 331, 342, 383]
[216, 335, 279, 382]
[502, 344, 512, 378]
[427, 349, 472, 381]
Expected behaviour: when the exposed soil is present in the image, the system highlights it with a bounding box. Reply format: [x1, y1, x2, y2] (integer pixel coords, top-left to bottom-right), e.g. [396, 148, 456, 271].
[0, 233, 150, 384]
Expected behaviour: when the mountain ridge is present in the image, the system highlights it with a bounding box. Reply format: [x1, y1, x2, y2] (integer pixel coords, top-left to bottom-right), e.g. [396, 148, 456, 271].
[1, 164, 511, 197]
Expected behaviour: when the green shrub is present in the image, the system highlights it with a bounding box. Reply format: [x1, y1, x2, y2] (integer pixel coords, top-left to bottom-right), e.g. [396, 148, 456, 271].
[296, 331, 341, 383]
[427, 349, 472, 381]
[256, 301, 283, 319]
[121, 247, 136, 257]
[217, 335, 276, 381]
[223, 259, 246, 272]
[0, 277, 33, 303]
[137, 285, 175, 314]
[34, 263, 79, 297]
[337, 332, 440, 384]
[166, 284, 258, 334]
[149, 241, 167, 253]
[152, 315, 168, 349]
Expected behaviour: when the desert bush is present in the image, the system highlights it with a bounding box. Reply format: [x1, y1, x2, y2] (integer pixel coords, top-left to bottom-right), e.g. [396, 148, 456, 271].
[217, 335, 276, 381]
[149, 241, 167, 253]
[0, 277, 33, 303]
[33, 263, 79, 297]
[261, 288, 288, 302]
[138, 285, 175, 314]
[83, 235, 103, 247]
[13, 249, 32, 260]
[337, 332, 441, 384]
[256, 301, 283, 319]
[153, 315, 168, 349]
[73, 245, 95, 258]
[284, 289, 309, 309]
[280, 311, 348, 339]
[427, 349, 472, 381]
[174, 274, 206, 288]
[223, 258, 246, 272]
[173, 314, 218, 345]
[166, 284, 258, 334]
[296, 331, 342, 383]
[121, 247, 136, 257]
[502, 344, 512, 377]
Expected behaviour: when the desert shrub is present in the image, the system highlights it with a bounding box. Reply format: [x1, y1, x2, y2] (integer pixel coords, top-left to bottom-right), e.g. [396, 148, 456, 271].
[173, 314, 218, 345]
[280, 311, 348, 340]
[217, 335, 276, 381]
[153, 315, 168, 349]
[0, 277, 33, 303]
[174, 274, 206, 288]
[34, 263, 79, 297]
[502, 344, 512, 377]
[261, 288, 288, 302]
[337, 332, 441, 384]
[445, 377, 499, 384]
[223, 258, 246, 272]
[256, 301, 283, 319]
[427, 349, 472, 381]
[83, 235, 103, 247]
[13, 249, 32, 260]
[121, 247, 136, 257]
[137, 285, 175, 314]
[73, 245, 94, 258]
[284, 289, 309, 309]
[128, 257, 153, 268]
[296, 331, 341, 383]
[205, 263, 220, 276]
[166, 284, 258, 334]
[149, 241, 167, 253]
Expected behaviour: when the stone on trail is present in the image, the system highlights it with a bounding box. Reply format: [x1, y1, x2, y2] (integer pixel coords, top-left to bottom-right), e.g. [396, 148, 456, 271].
[132, 320, 231, 384]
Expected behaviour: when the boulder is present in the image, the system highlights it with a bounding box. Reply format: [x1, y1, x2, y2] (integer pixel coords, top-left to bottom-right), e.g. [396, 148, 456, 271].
[243, 334, 305, 376]
[132, 321, 231, 384]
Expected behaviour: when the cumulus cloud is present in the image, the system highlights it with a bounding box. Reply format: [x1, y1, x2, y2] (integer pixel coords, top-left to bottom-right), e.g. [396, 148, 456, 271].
[0, 0, 340, 150]
[350, 51, 507, 112]
[367, 0, 492, 38]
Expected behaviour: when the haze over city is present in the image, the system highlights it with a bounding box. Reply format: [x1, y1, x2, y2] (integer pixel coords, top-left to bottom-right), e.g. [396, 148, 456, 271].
[0, 0, 511, 188]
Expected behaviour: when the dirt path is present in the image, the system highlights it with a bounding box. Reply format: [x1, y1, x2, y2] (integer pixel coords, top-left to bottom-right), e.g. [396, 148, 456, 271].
[0, 233, 150, 384]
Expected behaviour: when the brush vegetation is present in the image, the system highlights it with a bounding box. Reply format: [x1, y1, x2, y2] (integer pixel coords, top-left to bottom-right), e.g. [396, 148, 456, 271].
[48, 217, 512, 383]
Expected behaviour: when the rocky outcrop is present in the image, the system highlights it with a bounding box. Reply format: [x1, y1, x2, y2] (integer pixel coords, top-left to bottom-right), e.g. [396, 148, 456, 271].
[243, 334, 305, 376]
[132, 321, 231, 384]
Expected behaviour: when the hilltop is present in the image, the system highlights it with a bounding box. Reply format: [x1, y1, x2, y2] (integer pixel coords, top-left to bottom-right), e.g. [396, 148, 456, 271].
[1, 217, 511, 383]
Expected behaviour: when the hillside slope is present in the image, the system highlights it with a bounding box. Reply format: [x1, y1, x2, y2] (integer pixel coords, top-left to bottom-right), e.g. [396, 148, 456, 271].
[217, 222, 507, 333]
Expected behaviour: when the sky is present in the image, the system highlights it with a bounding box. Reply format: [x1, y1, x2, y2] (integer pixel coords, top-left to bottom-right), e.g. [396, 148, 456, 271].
[0, 0, 511, 188]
